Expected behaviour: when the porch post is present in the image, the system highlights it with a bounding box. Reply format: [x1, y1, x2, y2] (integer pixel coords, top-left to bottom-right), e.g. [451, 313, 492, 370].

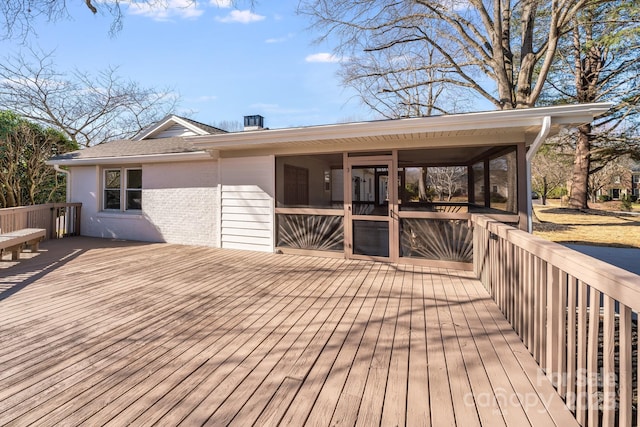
[517, 142, 528, 231]
[467, 164, 475, 204]
[343, 152, 351, 258]
[483, 159, 490, 207]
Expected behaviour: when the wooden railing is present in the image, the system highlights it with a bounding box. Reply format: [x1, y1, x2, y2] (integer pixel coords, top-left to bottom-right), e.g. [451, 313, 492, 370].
[472, 215, 639, 427]
[0, 203, 81, 240]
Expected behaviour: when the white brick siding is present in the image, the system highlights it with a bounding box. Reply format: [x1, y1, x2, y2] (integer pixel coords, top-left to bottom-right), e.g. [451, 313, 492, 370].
[69, 160, 219, 246]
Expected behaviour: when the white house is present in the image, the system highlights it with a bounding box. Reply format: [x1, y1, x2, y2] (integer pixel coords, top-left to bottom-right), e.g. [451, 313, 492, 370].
[48, 103, 610, 268]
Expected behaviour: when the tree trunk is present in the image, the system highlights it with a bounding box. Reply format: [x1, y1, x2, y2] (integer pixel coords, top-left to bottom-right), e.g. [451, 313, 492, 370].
[569, 124, 591, 209]
[419, 168, 428, 201]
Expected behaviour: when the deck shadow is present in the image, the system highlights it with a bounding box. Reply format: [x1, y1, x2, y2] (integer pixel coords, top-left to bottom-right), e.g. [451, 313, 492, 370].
[0, 237, 153, 302]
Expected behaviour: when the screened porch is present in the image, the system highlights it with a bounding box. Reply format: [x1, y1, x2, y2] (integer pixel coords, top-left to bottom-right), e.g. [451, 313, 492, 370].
[274, 145, 526, 268]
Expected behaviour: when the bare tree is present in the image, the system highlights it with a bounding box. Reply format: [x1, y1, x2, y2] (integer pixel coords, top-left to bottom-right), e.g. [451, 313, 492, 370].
[1, 0, 253, 40]
[213, 120, 244, 132]
[0, 49, 178, 147]
[531, 143, 573, 205]
[1, 0, 125, 39]
[426, 166, 467, 201]
[338, 31, 472, 117]
[299, 0, 592, 113]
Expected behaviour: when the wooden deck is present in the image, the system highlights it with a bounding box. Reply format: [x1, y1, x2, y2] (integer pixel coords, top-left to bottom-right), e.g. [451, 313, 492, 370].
[0, 237, 578, 426]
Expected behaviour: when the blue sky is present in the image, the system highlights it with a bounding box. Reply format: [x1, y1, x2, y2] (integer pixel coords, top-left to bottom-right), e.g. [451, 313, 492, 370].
[0, 0, 373, 129]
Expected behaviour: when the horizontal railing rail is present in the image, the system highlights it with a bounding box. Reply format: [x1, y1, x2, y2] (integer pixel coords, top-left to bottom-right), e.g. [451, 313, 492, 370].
[0, 203, 82, 240]
[472, 214, 639, 427]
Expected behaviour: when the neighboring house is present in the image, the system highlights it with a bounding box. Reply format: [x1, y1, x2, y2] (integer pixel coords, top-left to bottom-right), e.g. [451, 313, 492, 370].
[596, 162, 640, 200]
[48, 103, 610, 268]
[631, 164, 640, 199]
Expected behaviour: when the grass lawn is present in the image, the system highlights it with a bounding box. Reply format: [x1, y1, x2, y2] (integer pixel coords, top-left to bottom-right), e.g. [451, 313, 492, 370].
[533, 200, 640, 248]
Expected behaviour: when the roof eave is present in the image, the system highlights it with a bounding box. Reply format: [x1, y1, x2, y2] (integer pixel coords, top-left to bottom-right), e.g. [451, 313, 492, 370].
[47, 151, 214, 166]
[188, 103, 612, 151]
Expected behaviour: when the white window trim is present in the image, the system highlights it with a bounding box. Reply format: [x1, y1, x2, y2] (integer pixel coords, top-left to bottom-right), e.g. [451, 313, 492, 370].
[102, 167, 142, 212]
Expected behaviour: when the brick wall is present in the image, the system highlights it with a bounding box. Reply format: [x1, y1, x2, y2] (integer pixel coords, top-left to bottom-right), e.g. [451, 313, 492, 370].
[69, 160, 219, 246]
[143, 160, 219, 246]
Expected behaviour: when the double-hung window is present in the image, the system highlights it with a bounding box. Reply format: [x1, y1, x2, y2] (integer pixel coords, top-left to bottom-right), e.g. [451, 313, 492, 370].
[103, 168, 142, 211]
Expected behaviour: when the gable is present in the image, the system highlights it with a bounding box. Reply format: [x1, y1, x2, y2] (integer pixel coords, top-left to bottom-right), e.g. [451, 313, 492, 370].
[150, 123, 204, 139]
[134, 115, 226, 141]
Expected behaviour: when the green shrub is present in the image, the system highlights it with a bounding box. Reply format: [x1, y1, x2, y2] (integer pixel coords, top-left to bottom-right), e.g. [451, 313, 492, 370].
[490, 192, 507, 203]
[547, 187, 568, 199]
[620, 195, 632, 211]
[598, 194, 611, 202]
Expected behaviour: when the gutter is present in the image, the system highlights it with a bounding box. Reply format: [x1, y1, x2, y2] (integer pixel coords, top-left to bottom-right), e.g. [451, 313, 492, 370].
[53, 164, 71, 202]
[46, 151, 214, 167]
[526, 115, 551, 233]
[189, 102, 612, 150]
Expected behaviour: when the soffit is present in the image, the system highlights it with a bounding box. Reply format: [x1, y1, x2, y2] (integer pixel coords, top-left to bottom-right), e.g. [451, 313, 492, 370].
[189, 103, 610, 155]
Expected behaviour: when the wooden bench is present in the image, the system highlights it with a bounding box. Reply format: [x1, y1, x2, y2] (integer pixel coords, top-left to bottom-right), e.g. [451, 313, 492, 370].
[0, 228, 47, 261]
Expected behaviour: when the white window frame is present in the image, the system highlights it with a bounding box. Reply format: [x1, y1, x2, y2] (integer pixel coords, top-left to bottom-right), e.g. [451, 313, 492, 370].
[102, 167, 142, 212]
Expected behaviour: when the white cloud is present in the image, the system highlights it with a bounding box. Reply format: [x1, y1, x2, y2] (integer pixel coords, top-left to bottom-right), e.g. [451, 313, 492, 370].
[305, 53, 341, 63]
[265, 33, 294, 44]
[188, 95, 218, 102]
[209, 0, 233, 8]
[215, 9, 265, 24]
[126, 0, 204, 21]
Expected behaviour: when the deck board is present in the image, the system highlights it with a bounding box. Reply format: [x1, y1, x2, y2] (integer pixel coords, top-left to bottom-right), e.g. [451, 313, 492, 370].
[0, 237, 579, 426]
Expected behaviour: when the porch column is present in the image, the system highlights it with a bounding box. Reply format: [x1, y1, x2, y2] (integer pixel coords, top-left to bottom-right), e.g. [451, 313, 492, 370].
[467, 165, 475, 204]
[517, 142, 528, 231]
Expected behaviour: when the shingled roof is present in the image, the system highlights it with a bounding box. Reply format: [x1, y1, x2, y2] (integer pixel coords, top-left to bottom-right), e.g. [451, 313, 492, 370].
[177, 116, 226, 135]
[51, 137, 203, 161]
[50, 115, 226, 163]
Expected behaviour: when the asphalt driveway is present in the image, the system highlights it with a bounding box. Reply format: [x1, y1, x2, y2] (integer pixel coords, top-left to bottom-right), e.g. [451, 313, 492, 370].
[564, 244, 640, 276]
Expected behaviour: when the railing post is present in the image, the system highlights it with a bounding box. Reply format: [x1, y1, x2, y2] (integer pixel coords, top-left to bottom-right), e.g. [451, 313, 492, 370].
[469, 214, 640, 427]
[50, 206, 57, 239]
[76, 204, 81, 236]
[546, 265, 560, 385]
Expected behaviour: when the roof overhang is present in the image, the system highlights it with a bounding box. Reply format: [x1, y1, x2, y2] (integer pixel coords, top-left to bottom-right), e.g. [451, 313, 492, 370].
[188, 103, 611, 156]
[46, 151, 214, 167]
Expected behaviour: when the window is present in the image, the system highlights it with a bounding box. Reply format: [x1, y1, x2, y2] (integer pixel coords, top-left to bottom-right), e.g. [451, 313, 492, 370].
[104, 170, 121, 210]
[611, 188, 621, 200]
[633, 175, 640, 184]
[103, 168, 142, 211]
[126, 169, 142, 210]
